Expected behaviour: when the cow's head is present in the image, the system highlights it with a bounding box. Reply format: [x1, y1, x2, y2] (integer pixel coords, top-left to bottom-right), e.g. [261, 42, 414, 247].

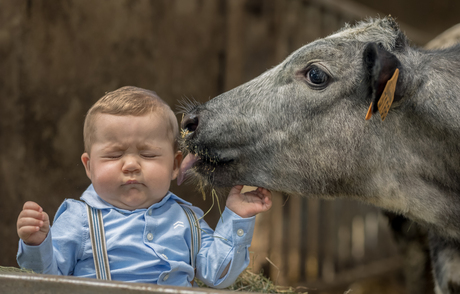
[178, 17, 412, 199]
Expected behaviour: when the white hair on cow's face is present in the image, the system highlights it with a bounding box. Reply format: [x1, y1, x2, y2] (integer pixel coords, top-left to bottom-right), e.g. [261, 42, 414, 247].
[326, 17, 401, 51]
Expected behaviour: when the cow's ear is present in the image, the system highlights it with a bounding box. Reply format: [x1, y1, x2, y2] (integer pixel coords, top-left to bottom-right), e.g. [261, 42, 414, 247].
[363, 42, 401, 120]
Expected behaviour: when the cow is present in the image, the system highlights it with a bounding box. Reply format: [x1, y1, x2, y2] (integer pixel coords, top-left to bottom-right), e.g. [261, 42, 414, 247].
[178, 17, 460, 294]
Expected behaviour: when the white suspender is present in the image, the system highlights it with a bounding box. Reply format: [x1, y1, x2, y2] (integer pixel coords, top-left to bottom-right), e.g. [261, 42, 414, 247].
[86, 205, 111, 280]
[179, 204, 201, 269]
[86, 203, 201, 280]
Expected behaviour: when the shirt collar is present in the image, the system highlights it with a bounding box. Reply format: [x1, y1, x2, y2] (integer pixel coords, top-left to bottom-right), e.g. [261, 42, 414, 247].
[80, 184, 191, 213]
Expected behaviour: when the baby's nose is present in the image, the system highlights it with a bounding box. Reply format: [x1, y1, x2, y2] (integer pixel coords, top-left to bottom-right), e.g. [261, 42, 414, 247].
[122, 157, 141, 172]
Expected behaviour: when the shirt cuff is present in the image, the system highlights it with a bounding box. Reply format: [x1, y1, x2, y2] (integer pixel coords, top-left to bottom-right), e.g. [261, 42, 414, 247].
[214, 207, 256, 246]
[17, 232, 53, 273]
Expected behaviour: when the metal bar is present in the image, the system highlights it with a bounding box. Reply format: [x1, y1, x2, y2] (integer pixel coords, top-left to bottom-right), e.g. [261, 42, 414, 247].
[0, 271, 231, 294]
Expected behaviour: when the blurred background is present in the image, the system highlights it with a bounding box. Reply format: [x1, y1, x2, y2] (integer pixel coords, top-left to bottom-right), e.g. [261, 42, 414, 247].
[1, 0, 459, 293]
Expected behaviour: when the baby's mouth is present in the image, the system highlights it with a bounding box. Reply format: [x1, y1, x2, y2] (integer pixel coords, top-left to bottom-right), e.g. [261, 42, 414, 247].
[124, 180, 141, 185]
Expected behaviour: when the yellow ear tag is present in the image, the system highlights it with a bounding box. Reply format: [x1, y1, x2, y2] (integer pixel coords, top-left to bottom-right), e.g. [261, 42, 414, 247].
[365, 102, 373, 120]
[377, 68, 399, 121]
[365, 68, 400, 121]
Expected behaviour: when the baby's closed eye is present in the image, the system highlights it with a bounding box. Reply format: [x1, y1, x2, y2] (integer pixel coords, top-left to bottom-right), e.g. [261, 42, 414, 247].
[102, 152, 123, 159]
[141, 153, 158, 159]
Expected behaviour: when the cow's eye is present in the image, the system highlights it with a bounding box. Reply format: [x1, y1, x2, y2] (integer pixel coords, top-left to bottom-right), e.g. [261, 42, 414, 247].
[306, 66, 329, 88]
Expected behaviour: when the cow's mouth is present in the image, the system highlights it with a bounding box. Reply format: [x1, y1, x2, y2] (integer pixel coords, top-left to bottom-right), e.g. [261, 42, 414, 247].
[178, 111, 238, 186]
[177, 149, 235, 186]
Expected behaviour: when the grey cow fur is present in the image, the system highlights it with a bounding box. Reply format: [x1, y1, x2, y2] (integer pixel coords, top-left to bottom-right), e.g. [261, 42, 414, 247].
[179, 17, 460, 294]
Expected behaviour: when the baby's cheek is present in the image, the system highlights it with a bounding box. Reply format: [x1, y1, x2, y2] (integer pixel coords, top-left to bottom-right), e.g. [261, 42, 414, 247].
[91, 165, 118, 187]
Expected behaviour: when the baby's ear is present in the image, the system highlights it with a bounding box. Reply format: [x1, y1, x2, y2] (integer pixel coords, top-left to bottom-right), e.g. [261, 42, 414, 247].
[81, 153, 92, 180]
[172, 151, 183, 180]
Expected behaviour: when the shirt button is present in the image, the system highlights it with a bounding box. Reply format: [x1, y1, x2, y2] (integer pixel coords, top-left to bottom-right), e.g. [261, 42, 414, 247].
[237, 229, 244, 237]
[163, 274, 169, 281]
[162, 254, 168, 260]
[146, 233, 153, 241]
[148, 209, 152, 216]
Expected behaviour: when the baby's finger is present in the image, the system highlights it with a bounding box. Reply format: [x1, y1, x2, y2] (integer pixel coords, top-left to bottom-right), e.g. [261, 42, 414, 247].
[263, 194, 273, 208]
[257, 187, 271, 196]
[242, 190, 261, 199]
[18, 224, 41, 234]
[263, 190, 272, 201]
[17, 225, 43, 243]
[22, 201, 43, 212]
[18, 209, 45, 221]
[42, 211, 50, 223]
[229, 185, 244, 196]
[244, 188, 268, 199]
[18, 228, 38, 243]
[17, 216, 44, 231]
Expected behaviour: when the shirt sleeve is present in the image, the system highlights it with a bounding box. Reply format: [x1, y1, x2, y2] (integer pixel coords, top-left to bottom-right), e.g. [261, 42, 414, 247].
[194, 206, 255, 288]
[16, 199, 88, 275]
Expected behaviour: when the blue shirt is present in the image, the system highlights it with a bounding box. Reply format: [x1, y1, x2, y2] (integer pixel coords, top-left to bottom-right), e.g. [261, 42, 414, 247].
[17, 185, 256, 288]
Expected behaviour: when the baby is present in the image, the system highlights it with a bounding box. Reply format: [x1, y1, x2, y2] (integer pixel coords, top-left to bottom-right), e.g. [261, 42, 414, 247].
[16, 86, 272, 288]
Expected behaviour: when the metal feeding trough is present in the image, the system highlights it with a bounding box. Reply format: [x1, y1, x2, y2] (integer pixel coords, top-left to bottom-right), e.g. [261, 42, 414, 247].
[0, 270, 228, 294]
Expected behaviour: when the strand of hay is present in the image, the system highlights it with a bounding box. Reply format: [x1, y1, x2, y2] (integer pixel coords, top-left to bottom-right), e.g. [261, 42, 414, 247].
[0, 266, 34, 273]
[196, 268, 306, 293]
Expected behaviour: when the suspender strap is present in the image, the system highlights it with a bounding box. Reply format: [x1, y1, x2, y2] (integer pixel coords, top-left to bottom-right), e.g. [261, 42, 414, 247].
[86, 205, 112, 280]
[179, 204, 201, 269]
[86, 203, 200, 281]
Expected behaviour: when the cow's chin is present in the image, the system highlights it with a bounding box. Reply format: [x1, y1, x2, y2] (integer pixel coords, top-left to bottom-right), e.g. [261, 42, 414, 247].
[190, 172, 225, 190]
[193, 158, 236, 187]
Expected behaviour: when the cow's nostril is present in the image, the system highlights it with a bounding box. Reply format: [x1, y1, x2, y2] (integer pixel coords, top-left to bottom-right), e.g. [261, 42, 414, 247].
[181, 114, 199, 132]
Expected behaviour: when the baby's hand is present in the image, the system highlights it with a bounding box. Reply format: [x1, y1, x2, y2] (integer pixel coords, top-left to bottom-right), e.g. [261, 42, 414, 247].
[17, 201, 50, 246]
[226, 185, 272, 218]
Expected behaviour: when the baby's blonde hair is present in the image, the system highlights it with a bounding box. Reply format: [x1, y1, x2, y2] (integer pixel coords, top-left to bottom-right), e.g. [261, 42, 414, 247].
[83, 86, 179, 153]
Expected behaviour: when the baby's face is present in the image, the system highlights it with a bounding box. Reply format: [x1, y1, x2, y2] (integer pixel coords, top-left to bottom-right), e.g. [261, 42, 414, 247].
[81, 113, 181, 210]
